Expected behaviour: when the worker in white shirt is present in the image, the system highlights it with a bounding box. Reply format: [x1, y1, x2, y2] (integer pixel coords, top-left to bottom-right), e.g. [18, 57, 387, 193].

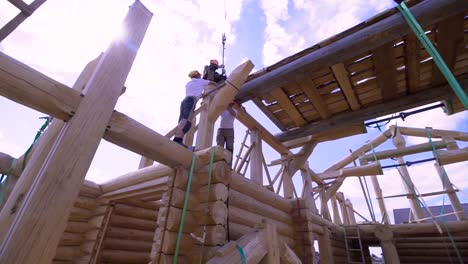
[173, 70, 213, 147]
[216, 102, 237, 166]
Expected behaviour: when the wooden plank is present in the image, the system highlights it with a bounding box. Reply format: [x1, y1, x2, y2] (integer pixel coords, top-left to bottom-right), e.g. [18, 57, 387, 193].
[372, 43, 398, 100]
[253, 98, 287, 131]
[432, 14, 465, 84]
[0, 3, 152, 263]
[331, 63, 360, 110]
[250, 129, 263, 185]
[404, 33, 421, 93]
[270, 88, 307, 127]
[0, 0, 47, 42]
[235, 0, 468, 103]
[300, 74, 331, 119]
[276, 75, 468, 142]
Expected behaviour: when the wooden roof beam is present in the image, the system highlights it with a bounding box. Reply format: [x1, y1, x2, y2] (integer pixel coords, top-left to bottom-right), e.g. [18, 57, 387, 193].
[270, 88, 307, 127]
[0, 0, 47, 42]
[432, 14, 465, 85]
[235, 0, 467, 103]
[276, 75, 468, 142]
[331, 63, 360, 110]
[300, 74, 331, 119]
[404, 34, 421, 93]
[372, 43, 398, 100]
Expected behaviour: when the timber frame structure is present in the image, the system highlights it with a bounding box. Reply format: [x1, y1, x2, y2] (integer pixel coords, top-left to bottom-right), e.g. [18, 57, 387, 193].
[0, 0, 467, 263]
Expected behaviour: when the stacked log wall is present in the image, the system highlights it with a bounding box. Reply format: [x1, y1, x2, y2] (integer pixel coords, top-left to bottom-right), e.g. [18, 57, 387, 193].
[52, 180, 103, 263]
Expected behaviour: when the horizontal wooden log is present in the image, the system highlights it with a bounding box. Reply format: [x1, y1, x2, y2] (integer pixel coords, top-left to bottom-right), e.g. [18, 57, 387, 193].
[399, 255, 468, 263]
[196, 183, 228, 202]
[103, 237, 152, 252]
[118, 198, 163, 210]
[394, 236, 468, 243]
[58, 232, 84, 246]
[228, 189, 292, 225]
[192, 225, 226, 246]
[397, 248, 467, 256]
[161, 230, 196, 254]
[105, 111, 194, 168]
[110, 214, 156, 231]
[68, 207, 93, 222]
[73, 196, 98, 210]
[101, 164, 174, 193]
[349, 221, 468, 237]
[169, 187, 200, 209]
[230, 171, 291, 212]
[100, 249, 150, 263]
[318, 161, 382, 179]
[80, 180, 102, 198]
[196, 161, 231, 185]
[158, 254, 188, 264]
[113, 203, 157, 221]
[236, 0, 467, 103]
[54, 246, 82, 261]
[193, 201, 227, 226]
[195, 146, 232, 166]
[228, 205, 294, 238]
[186, 244, 219, 263]
[438, 147, 468, 165]
[100, 176, 169, 200]
[165, 206, 198, 232]
[359, 141, 449, 163]
[398, 126, 468, 141]
[64, 221, 90, 234]
[106, 226, 154, 241]
[395, 242, 468, 249]
[228, 221, 295, 248]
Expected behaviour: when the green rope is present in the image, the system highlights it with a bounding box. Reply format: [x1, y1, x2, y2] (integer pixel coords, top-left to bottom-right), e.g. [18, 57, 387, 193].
[23, 117, 52, 169]
[173, 153, 197, 264]
[236, 244, 246, 264]
[396, 1, 468, 109]
[425, 128, 464, 263]
[199, 147, 216, 264]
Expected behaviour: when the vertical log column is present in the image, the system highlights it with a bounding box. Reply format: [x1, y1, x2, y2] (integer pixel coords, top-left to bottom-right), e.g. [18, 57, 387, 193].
[195, 84, 217, 150]
[0, 3, 152, 263]
[330, 195, 342, 225]
[337, 192, 350, 225]
[317, 226, 335, 264]
[392, 128, 425, 221]
[150, 169, 199, 263]
[189, 161, 231, 263]
[250, 129, 263, 185]
[369, 172, 391, 224]
[374, 225, 400, 264]
[434, 137, 465, 220]
[292, 198, 318, 263]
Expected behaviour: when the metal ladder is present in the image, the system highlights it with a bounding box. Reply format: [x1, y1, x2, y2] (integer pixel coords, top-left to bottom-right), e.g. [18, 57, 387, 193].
[343, 225, 366, 263]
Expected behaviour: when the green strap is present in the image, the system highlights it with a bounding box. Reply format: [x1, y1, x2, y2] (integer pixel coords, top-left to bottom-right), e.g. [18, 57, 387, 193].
[199, 147, 216, 264]
[396, 2, 468, 110]
[425, 128, 464, 263]
[173, 153, 197, 264]
[236, 244, 246, 264]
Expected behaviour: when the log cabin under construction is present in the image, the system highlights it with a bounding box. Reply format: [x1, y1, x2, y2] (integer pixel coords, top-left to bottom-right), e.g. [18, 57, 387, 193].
[0, 0, 467, 263]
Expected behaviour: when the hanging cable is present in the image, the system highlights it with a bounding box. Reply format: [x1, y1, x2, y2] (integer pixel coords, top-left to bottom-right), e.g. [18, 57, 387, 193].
[221, 0, 227, 75]
[364, 103, 444, 127]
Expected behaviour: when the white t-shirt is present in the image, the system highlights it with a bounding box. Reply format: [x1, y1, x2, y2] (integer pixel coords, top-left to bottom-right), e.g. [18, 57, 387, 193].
[186, 78, 210, 99]
[220, 108, 237, 129]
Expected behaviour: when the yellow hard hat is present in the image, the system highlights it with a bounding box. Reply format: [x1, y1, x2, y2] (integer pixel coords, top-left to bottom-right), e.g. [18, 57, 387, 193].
[188, 70, 201, 78]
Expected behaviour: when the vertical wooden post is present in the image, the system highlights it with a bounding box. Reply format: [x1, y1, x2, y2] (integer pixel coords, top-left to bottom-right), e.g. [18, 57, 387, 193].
[330, 195, 342, 225]
[345, 199, 357, 225]
[0, 3, 152, 263]
[434, 163, 466, 220]
[260, 220, 280, 264]
[370, 175, 390, 224]
[195, 89, 216, 150]
[374, 225, 400, 264]
[320, 189, 331, 221]
[337, 192, 349, 225]
[184, 116, 197, 148]
[281, 161, 294, 199]
[392, 128, 425, 221]
[0, 54, 102, 237]
[301, 167, 317, 213]
[250, 129, 263, 185]
[317, 226, 334, 263]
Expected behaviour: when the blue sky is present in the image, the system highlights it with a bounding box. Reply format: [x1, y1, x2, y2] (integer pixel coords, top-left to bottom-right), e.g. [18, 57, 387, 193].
[1, 0, 467, 230]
